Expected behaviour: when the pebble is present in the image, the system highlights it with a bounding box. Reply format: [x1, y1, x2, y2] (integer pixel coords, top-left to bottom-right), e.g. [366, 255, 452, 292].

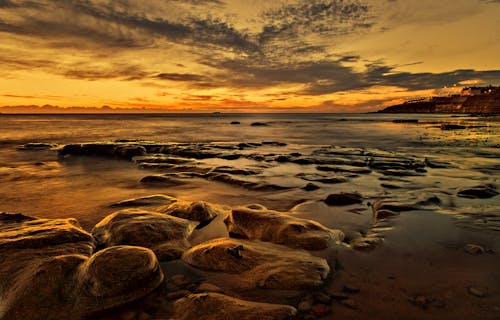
[412, 295, 429, 309]
[342, 284, 361, 294]
[340, 299, 358, 310]
[468, 286, 488, 298]
[314, 292, 331, 304]
[464, 244, 485, 255]
[298, 295, 314, 312]
[311, 304, 331, 317]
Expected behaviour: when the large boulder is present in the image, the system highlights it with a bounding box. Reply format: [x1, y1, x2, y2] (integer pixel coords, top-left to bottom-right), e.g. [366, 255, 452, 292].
[226, 207, 344, 250]
[182, 238, 330, 290]
[92, 209, 197, 260]
[170, 292, 297, 320]
[158, 200, 224, 225]
[0, 213, 163, 320]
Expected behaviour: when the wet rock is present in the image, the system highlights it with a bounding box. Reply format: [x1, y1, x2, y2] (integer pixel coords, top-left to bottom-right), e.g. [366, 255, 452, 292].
[182, 239, 330, 290]
[296, 173, 348, 184]
[0, 213, 163, 320]
[59, 142, 146, 160]
[226, 207, 344, 250]
[468, 286, 488, 298]
[393, 119, 418, 123]
[133, 155, 194, 165]
[457, 185, 499, 199]
[159, 200, 223, 225]
[302, 183, 320, 191]
[317, 165, 371, 175]
[212, 166, 260, 176]
[313, 292, 331, 304]
[464, 244, 485, 255]
[372, 200, 419, 219]
[297, 295, 314, 312]
[230, 121, 241, 125]
[311, 304, 331, 317]
[380, 183, 403, 189]
[424, 158, 453, 169]
[324, 192, 363, 206]
[167, 290, 191, 300]
[350, 236, 382, 250]
[171, 293, 297, 320]
[340, 299, 358, 309]
[109, 194, 177, 208]
[17, 142, 57, 150]
[140, 174, 187, 186]
[220, 154, 242, 160]
[250, 122, 269, 126]
[196, 282, 224, 293]
[342, 284, 361, 294]
[441, 124, 466, 130]
[92, 209, 197, 261]
[245, 203, 268, 210]
[205, 173, 290, 191]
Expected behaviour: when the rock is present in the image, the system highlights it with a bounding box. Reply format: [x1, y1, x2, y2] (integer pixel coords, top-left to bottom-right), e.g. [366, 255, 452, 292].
[205, 173, 290, 191]
[468, 286, 488, 297]
[457, 185, 499, 199]
[159, 200, 222, 225]
[212, 166, 260, 176]
[92, 209, 197, 261]
[313, 292, 331, 304]
[171, 293, 297, 320]
[372, 200, 419, 219]
[182, 238, 330, 290]
[140, 174, 187, 186]
[324, 192, 363, 206]
[412, 295, 429, 309]
[17, 142, 57, 150]
[393, 119, 418, 123]
[342, 284, 361, 294]
[296, 173, 348, 184]
[441, 124, 466, 130]
[59, 142, 146, 160]
[167, 290, 191, 300]
[297, 295, 314, 312]
[302, 183, 320, 191]
[340, 299, 358, 309]
[196, 282, 224, 293]
[226, 207, 344, 250]
[109, 194, 177, 208]
[245, 204, 268, 210]
[316, 165, 371, 175]
[0, 213, 163, 320]
[311, 304, 331, 317]
[350, 236, 382, 250]
[464, 244, 485, 255]
[133, 155, 194, 165]
[230, 121, 241, 125]
[251, 122, 269, 126]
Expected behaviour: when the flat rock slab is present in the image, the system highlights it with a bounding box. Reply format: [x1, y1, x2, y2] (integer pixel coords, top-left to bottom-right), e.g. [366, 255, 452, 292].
[0, 213, 163, 320]
[226, 207, 344, 250]
[92, 209, 197, 261]
[171, 293, 297, 320]
[182, 238, 330, 290]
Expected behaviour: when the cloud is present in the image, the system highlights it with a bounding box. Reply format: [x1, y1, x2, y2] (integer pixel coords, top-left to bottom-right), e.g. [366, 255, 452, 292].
[155, 73, 211, 82]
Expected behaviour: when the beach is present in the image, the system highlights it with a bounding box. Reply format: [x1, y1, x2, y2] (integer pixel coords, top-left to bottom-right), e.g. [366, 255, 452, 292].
[0, 113, 499, 319]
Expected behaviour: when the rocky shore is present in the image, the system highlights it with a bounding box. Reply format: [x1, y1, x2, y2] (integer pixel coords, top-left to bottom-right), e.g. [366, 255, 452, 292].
[1, 139, 498, 319]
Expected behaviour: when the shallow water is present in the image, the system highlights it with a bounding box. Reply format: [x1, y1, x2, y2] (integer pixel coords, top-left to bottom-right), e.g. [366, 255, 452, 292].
[1, 113, 499, 319]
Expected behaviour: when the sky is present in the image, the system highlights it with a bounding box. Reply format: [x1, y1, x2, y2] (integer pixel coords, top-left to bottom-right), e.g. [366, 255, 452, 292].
[0, 0, 499, 112]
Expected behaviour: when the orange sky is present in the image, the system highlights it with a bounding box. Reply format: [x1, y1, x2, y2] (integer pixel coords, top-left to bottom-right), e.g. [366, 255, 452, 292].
[0, 0, 499, 112]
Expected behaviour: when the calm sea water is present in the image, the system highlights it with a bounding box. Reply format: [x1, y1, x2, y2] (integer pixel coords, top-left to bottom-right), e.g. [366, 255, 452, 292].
[0, 113, 498, 229]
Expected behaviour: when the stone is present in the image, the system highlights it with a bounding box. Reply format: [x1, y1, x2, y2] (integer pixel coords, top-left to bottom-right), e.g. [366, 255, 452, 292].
[342, 284, 361, 294]
[457, 185, 499, 199]
[171, 293, 296, 320]
[159, 200, 223, 224]
[311, 304, 331, 317]
[17, 142, 57, 150]
[226, 207, 344, 250]
[302, 183, 320, 191]
[230, 121, 241, 125]
[324, 192, 363, 206]
[441, 124, 466, 130]
[182, 238, 330, 290]
[196, 282, 224, 293]
[251, 122, 269, 126]
[92, 209, 197, 261]
[468, 286, 488, 297]
[464, 244, 485, 255]
[109, 194, 177, 208]
[314, 292, 331, 304]
[297, 295, 314, 312]
[0, 213, 163, 320]
[340, 299, 358, 309]
[205, 173, 290, 191]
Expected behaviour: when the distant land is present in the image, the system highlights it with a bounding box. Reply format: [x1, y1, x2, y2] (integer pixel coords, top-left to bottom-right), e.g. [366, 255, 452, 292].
[0, 104, 174, 114]
[378, 86, 500, 114]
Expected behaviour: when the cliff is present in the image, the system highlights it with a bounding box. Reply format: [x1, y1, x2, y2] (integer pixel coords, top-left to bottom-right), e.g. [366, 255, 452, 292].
[379, 89, 500, 114]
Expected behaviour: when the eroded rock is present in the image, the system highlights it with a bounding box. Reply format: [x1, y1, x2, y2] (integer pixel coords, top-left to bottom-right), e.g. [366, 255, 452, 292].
[171, 293, 296, 320]
[0, 213, 163, 320]
[110, 194, 177, 208]
[226, 207, 344, 250]
[159, 200, 224, 225]
[182, 238, 330, 290]
[324, 192, 363, 206]
[92, 209, 197, 260]
[457, 185, 498, 199]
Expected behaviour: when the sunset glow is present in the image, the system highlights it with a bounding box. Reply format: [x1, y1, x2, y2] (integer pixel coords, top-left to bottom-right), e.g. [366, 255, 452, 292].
[1, 0, 499, 112]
